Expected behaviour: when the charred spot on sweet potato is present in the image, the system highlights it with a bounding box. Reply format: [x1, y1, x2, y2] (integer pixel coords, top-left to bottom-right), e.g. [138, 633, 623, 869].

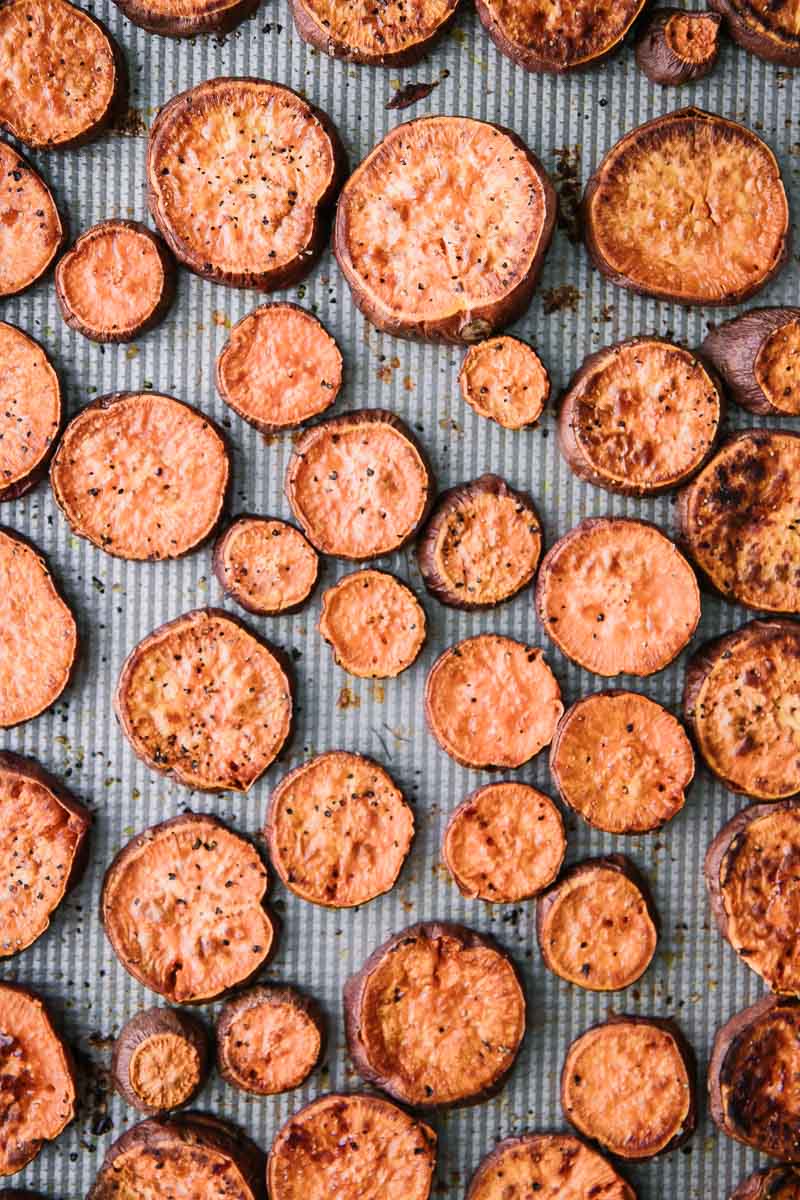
[475, 0, 646, 73]
[217, 986, 323, 1095]
[289, 0, 459, 64]
[0, 322, 60, 503]
[636, 9, 721, 85]
[112, 1008, 208, 1115]
[214, 517, 319, 617]
[0, 141, 63, 297]
[459, 336, 550, 429]
[466, 1132, 636, 1200]
[318, 570, 426, 677]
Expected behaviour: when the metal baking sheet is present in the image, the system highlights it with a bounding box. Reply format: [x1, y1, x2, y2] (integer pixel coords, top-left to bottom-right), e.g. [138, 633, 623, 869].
[2, 4, 799, 1197]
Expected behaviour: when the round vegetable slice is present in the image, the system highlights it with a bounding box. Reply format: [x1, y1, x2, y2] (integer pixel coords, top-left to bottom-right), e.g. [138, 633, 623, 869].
[217, 986, 323, 1095]
[335, 116, 556, 342]
[635, 9, 722, 84]
[0, 528, 77, 728]
[465, 1133, 636, 1200]
[0, 141, 63, 298]
[289, 0, 459, 63]
[0, 983, 76, 1176]
[459, 335, 550, 429]
[536, 518, 700, 677]
[703, 307, 800, 416]
[583, 107, 790, 306]
[549, 690, 695, 834]
[416, 474, 542, 609]
[0, 322, 60, 502]
[216, 303, 342, 433]
[318, 569, 425, 678]
[114, 609, 292, 792]
[51, 392, 229, 561]
[425, 634, 563, 769]
[266, 750, 414, 907]
[285, 409, 432, 560]
[537, 855, 658, 991]
[112, 1007, 208, 1115]
[709, 0, 800, 64]
[147, 78, 344, 290]
[345, 921, 526, 1108]
[475, 0, 646, 73]
[561, 1016, 696, 1158]
[730, 1166, 800, 1200]
[558, 337, 723, 496]
[101, 812, 277, 1004]
[0, 751, 90, 959]
[268, 1093, 436, 1200]
[214, 517, 319, 616]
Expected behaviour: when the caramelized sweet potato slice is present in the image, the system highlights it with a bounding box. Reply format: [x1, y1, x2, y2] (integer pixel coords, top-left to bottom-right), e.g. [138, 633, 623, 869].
[112, 1007, 208, 1115]
[537, 517, 700, 677]
[465, 1133, 636, 1200]
[0, 141, 63, 297]
[703, 307, 800, 416]
[731, 1166, 800, 1200]
[0, 322, 60, 502]
[335, 116, 556, 342]
[214, 517, 319, 616]
[475, 0, 646, 73]
[102, 812, 277, 1004]
[112, 0, 257, 34]
[709, 0, 800, 64]
[635, 9, 722, 84]
[583, 108, 790, 305]
[289, 0, 459, 63]
[459, 335, 550, 429]
[345, 921, 526, 1107]
[217, 986, 323, 1095]
[318, 569, 425, 677]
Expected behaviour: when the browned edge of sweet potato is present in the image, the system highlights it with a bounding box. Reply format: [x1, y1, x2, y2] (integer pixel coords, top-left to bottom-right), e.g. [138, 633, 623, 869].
[474, 0, 647, 74]
[709, 0, 800, 65]
[217, 985, 325, 1094]
[288, 0, 461, 65]
[635, 9, 722, 85]
[212, 514, 320, 616]
[464, 1132, 636, 1200]
[112, 1007, 209, 1115]
[702, 308, 800, 415]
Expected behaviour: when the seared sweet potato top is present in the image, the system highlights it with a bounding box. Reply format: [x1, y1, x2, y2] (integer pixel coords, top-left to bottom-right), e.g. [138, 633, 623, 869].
[293, 0, 458, 61]
[466, 1133, 635, 1200]
[479, 0, 644, 69]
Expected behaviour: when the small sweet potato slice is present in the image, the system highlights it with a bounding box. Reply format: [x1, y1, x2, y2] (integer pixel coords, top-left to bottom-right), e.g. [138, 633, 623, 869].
[731, 1166, 800, 1200]
[537, 855, 658, 991]
[425, 634, 563, 769]
[549, 690, 695, 834]
[0, 528, 76, 728]
[148, 78, 344, 290]
[289, 0, 459, 63]
[635, 9, 722, 84]
[114, 609, 292, 792]
[703, 307, 800, 416]
[285, 409, 432, 559]
[102, 812, 277, 1004]
[583, 108, 790, 306]
[561, 1016, 696, 1158]
[558, 337, 723, 496]
[51, 392, 229, 561]
[677, 430, 800, 613]
[266, 750, 414, 907]
[335, 116, 556, 342]
[465, 1133, 636, 1200]
[475, 0, 646, 73]
[214, 517, 319, 616]
[0, 322, 60, 502]
[709, 0, 800, 64]
[112, 1007, 208, 1115]
[318, 570, 425, 677]
[416, 474, 542, 609]
[217, 986, 323, 1095]
[217, 303, 342, 433]
[0, 983, 76, 1175]
[268, 1093, 436, 1200]
[0, 141, 63, 298]
[459, 335, 550, 429]
[537, 517, 700, 677]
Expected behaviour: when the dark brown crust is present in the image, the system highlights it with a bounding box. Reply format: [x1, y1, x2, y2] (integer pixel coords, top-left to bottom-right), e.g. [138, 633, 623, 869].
[0, 141, 65, 298]
[288, 0, 460, 64]
[212, 515, 319, 616]
[730, 1166, 800, 1200]
[216, 985, 324, 1094]
[0, 323, 61, 503]
[635, 9, 721, 84]
[474, 0, 647, 73]
[112, 1008, 208, 1116]
[464, 1132, 636, 1200]
[111, 0, 259, 36]
[709, 0, 800, 64]
[702, 308, 800, 416]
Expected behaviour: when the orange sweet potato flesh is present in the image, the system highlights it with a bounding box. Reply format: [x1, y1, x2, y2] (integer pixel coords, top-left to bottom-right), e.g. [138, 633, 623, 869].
[318, 570, 426, 677]
[475, 0, 646, 72]
[466, 1133, 636, 1200]
[112, 1007, 208, 1116]
[214, 517, 319, 616]
[459, 336, 550, 429]
[0, 322, 60, 502]
[0, 142, 63, 297]
[217, 986, 322, 1094]
[289, 0, 459, 64]
[112, 0, 257, 35]
[709, 0, 800, 65]
[756, 319, 800, 414]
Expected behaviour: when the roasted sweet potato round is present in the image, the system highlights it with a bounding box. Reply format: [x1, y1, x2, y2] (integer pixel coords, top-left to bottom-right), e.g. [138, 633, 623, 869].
[635, 9, 722, 84]
[561, 1016, 696, 1158]
[537, 517, 700, 677]
[289, 0, 459, 63]
[268, 1093, 436, 1200]
[266, 750, 414, 907]
[115, 609, 292, 792]
[549, 690, 695, 834]
[465, 1133, 636, 1200]
[0, 141, 63, 298]
[709, 0, 800, 64]
[730, 1166, 800, 1200]
[476, 0, 645, 72]
[703, 308, 800, 416]
[335, 116, 556, 342]
[148, 78, 344, 290]
[558, 337, 723, 496]
[51, 392, 229, 562]
[286, 409, 432, 559]
[583, 108, 790, 306]
[112, 0, 257, 33]
[214, 517, 319, 616]
[426, 634, 563, 769]
[0, 322, 60, 502]
[112, 1007, 208, 1115]
[443, 782, 566, 902]
[102, 812, 277, 1004]
[0, 984, 76, 1175]
[318, 570, 425, 677]
[345, 921, 525, 1108]
[217, 986, 323, 1095]
[537, 855, 658, 991]
[459, 335, 550, 429]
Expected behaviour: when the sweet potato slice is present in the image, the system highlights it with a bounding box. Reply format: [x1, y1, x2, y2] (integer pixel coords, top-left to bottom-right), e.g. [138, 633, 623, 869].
[0, 528, 76, 728]
[112, 0, 257, 34]
[731, 1167, 800, 1200]
[561, 1016, 696, 1158]
[148, 78, 344, 290]
[635, 9, 722, 84]
[549, 690, 695, 834]
[344, 921, 526, 1108]
[709, 0, 800, 64]
[443, 782, 565, 902]
[114, 609, 292, 792]
[217, 303, 342, 433]
[112, 1007, 208, 1115]
[703, 308, 800, 416]
[416, 474, 542, 609]
[537, 855, 658, 991]
[558, 337, 723, 496]
[51, 392, 229, 561]
[268, 1093, 436, 1200]
[583, 108, 790, 306]
[425, 634, 563, 769]
[214, 517, 319, 616]
[335, 116, 556, 342]
[285, 409, 432, 559]
[475, 0, 646, 73]
[459, 335, 550, 429]
[0, 322, 60, 502]
[318, 570, 425, 677]
[102, 812, 277, 1004]
[289, 0, 459, 63]
[465, 1133, 636, 1200]
[0, 142, 63, 297]
[266, 750, 414, 907]
[217, 986, 323, 1095]
[537, 517, 700, 677]
[0, 984, 76, 1175]
[677, 431, 800, 613]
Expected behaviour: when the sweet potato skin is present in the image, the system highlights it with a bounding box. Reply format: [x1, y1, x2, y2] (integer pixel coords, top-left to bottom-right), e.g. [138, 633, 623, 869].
[0, 322, 61, 503]
[111, 0, 260, 35]
[702, 308, 800, 416]
[709, 0, 800, 64]
[474, 0, 647, 74]
[216, 985, 324, 1094]
[635, 9, 722, 84]
[112, 1007, 208, 1115]
[289, 0, 460, 65]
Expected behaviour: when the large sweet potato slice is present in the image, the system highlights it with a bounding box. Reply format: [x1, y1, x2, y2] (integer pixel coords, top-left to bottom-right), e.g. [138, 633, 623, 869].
[0, 141, 63, 297]
[459, 335, 550, 429]
[731, 1167, 800, 1200]
[475, 0, 646, 73]
[703, 307, 800, 416]
[213, 517, 319, 616]
[112, 1007, 208, 1116]
[217, 986, 323, 1095]
[465, 1133, 635, 1200]
[289, 0, 459, 63]
[0, 322, 60, 502]
[709, 0, 800, 64]
[318, 569, 426, 677]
